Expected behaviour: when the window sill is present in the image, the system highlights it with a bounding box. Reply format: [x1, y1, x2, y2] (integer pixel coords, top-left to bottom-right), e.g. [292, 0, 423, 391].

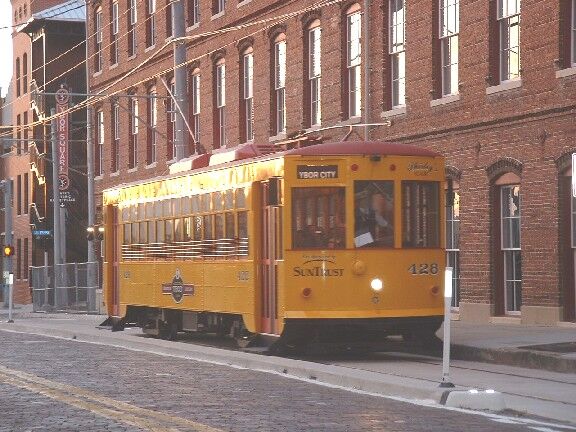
[338, 116, 362, 126]
[211, 11, 225, 21]
[145, 162, 157, 169]
[94, 175, 103, 181]
[93, 71, 102, 78]
[144, 44, 156, 53]
[486, 79, 522, 95]
[186, 23, 199, 32]
[128, 54, 136, 61]
[237, 0, 252, 7]
[109, 63, 118, 70]
[381, 105, 406, 118]
[430, 93, 460, 107]
[110, 171, 120, 177]
[127, 167, 138, 173]
[269, 132, 287, 142]
[305, 124, 322, 133]
[556, 66, 576, 79]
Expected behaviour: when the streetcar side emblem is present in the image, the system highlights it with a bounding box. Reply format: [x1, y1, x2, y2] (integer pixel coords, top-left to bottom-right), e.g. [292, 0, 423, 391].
[162, 269, 194, 303]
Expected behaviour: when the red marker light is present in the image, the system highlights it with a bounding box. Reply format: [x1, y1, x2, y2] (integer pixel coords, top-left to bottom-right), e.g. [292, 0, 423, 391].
[390, 164, 396, 171]
[302, 287, 312, 298]
[351, 164, 359, 171]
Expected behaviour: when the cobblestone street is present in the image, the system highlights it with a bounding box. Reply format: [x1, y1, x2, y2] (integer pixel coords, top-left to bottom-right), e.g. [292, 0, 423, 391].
[0, 329, 551, 432]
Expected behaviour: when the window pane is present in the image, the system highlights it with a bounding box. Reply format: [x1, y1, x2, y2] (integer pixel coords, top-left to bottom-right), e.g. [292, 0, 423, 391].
[238, 211, 248, 238]
[148, 220, 156, 242]
[215, 214, 224, 239]
[402, 181, 440, 248]
[193, 215, 203, 240]
[203, 215, 213, 239]
[139, 221, 148, 243]
[236, 188, 246, 208]
[174, 218, 183, 241]
[165, 219, 174, 242]
[354, 181, 394, 248]
[292, 187, 345, 249]
[225, 212, 235, 238]
[156, 220, 165, 242]
[123, 224, 131, 244]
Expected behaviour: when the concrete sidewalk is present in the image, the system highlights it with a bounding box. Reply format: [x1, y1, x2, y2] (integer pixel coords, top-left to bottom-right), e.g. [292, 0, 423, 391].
[1, 304, 576, 373]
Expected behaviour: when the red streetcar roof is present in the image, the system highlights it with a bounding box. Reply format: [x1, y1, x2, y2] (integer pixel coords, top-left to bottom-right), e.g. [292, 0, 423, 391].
[285, 141, 441, 158]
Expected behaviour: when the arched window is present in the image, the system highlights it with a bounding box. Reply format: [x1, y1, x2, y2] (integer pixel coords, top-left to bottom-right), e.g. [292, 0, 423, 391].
[22, 53, 28, 94]
[111, 101, 120, 172]
[129, 93, 139, 169]
[146, 86, 157, 165]
[272, 33, 286, 136]
[15, 57, 20, 97]
[213, 57, 226, 148]
[189, 69, 201, 153]
[95, 6, 103, 72]
[240, 47, 254, 143]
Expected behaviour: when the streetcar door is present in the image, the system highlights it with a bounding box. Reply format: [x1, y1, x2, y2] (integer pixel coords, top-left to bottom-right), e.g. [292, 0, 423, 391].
[109, 205, 120, 317]
[259, 179, 282, 334]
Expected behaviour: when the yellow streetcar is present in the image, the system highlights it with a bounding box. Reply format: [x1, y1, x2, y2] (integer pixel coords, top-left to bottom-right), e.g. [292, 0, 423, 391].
[102, 141, 446, 350]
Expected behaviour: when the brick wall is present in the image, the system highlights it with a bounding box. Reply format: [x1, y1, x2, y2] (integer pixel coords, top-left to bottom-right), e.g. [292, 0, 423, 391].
[89, 0, 576, 320]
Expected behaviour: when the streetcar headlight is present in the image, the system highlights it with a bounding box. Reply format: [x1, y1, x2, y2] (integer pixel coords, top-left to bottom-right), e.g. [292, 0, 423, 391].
[370, 278, 383, 292]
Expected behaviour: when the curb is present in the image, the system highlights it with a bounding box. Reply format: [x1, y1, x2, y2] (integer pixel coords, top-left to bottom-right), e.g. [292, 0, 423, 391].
[0, 321, 449, 403]
[452, 344, 576, 374]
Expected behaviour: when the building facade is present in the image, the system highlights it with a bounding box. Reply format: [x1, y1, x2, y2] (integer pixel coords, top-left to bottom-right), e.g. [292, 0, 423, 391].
[1, 0, 87, 304]
[88, 0, 576, 324]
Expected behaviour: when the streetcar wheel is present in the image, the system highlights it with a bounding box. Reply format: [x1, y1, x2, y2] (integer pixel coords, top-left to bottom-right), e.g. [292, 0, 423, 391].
[158, 319, 178, 341]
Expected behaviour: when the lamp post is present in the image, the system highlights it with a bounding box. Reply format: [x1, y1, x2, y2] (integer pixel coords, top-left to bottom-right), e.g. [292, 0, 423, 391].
[440, 266, 455, 388]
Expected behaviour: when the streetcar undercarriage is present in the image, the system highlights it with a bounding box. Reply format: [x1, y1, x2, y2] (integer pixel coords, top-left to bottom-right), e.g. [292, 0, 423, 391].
[110, 306, 443, 354]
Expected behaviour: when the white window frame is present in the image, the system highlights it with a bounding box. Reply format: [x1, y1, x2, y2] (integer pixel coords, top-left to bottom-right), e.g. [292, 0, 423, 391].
[389, 0, 405, 108]
[129, 0, 137, 55]
[131, 98, 138, 167]
[147, 0, 156, 47]
[214, 0, 225, 15]
[191, 73, 200, 147]
[309, 26, 322, 126]
[113, 103, 120, 172]
[170, 81, 176, 158]
[111, 1, 119, 64]
[95, 8, 102, 72]
[216, 62, 226, 146]
[243, 52, 254, 142]
[149, 91, 157, 163]
[189, 0, 200, 26]
[497, 0, 521, 82]
[97, 110, 104, 176]
[439, 0, 459, 96]
[275, 40, 286, 135]
[347, 10, 362, 117]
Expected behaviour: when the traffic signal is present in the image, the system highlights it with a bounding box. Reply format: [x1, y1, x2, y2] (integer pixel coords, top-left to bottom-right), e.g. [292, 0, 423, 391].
[3, 245, 14, 257]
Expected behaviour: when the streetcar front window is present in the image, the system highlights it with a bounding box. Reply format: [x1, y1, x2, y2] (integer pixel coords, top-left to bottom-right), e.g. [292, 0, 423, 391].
[354, 181, 395, 248]
[292, 187, 345, 249]
[402, 181, 440, 248]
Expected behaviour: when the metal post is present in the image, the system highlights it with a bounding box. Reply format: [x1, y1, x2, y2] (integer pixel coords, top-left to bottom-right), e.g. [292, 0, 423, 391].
[172, 0, 188, 161]
[440, 267, 455, 388]
[51, 108, 62, 307]
[363, 0, 371, 141]
[2, 178, 12, 306]
[43, 250, 49, 307]
[7, 273, 13, 323]
[87, 106, 95, 263]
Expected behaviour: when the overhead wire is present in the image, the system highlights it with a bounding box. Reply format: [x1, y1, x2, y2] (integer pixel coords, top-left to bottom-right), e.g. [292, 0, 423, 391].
[0, 0, 341, 139]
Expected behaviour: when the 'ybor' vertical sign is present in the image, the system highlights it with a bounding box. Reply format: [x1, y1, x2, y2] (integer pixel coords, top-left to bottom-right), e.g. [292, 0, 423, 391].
[55, 87, 70, 192]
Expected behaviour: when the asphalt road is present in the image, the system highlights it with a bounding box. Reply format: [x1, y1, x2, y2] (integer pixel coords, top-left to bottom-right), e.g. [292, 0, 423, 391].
[0, 329, 560, 432]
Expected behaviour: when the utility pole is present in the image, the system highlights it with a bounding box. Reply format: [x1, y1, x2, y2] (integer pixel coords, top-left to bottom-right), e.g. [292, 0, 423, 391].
[50, 108, 62, 308]
[172, 0, 188, 161]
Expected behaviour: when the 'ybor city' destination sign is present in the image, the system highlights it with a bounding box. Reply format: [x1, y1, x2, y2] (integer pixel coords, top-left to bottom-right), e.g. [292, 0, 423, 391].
[296, 165, 338, 180]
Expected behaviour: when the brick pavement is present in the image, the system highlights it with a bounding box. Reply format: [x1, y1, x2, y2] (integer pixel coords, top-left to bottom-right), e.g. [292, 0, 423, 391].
[0, 330, 543, 432]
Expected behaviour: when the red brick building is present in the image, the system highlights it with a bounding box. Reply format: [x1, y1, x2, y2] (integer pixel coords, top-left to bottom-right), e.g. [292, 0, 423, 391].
[88, 0, 576, 324]
[1, 0, 87, 304]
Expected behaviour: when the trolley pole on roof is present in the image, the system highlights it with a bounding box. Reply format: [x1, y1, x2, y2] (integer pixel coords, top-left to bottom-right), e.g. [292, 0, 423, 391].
[172, 0, 189, 161]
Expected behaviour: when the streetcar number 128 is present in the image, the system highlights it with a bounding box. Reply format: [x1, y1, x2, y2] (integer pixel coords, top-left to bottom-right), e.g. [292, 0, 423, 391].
[408, 263, 439, 275]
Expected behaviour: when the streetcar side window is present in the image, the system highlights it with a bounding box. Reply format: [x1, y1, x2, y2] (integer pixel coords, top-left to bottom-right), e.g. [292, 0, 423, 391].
[354, 181, 395, 248]
[402, 181, 440, 248]
[292, 187, 345, 249]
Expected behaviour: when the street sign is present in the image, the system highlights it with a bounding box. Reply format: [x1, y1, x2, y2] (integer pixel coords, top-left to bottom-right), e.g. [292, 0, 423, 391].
[55, 87, 70, 192]
[32, 229, 53, 239]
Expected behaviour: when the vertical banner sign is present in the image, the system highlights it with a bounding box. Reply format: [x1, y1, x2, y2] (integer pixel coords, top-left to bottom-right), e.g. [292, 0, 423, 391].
[55, 88, 70, 192]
